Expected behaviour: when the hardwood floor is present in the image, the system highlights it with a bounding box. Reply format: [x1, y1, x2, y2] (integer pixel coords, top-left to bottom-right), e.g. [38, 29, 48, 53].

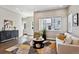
[0, 39, 18, 54]
[0, 39, 56, 54]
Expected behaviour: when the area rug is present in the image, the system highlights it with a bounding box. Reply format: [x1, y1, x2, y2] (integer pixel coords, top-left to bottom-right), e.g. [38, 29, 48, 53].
[28, 42, 57, 54]
[28, 47, 38, 54]
[5, 41, 56, 54]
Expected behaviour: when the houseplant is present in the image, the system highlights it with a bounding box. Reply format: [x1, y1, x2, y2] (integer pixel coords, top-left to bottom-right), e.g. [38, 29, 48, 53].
[42, 29, 46, 40]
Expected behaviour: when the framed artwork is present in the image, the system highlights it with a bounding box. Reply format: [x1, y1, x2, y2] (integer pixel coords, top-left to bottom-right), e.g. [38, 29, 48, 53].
[73, 13, 79, 26]
[4, 20, 14, 30]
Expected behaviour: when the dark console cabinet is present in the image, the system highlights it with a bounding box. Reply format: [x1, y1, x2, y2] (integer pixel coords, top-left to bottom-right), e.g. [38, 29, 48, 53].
[0, 30, 18, 42]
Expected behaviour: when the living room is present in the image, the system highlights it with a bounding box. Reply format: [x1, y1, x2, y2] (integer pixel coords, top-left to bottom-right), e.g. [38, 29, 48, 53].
[0, 5, 79, 54]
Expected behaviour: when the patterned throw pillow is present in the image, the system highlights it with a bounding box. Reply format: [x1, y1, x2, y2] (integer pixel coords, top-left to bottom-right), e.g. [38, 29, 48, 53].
[57, 33, 66, 41]
[64, 36, 72, 44]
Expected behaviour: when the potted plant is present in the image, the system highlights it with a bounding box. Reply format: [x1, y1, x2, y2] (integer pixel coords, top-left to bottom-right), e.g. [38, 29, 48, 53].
[42, 29, 46, 40]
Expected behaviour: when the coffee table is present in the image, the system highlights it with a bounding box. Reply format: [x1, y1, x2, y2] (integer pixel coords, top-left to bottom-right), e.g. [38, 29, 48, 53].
[33, 40, 44, 49]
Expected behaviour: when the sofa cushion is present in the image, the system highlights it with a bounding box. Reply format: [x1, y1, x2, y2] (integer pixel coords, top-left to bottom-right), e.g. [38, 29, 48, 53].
[72, 39, 79, 45]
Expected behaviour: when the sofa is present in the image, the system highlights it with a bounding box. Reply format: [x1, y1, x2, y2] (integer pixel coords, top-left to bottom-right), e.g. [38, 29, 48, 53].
[56, 33, 79, 54]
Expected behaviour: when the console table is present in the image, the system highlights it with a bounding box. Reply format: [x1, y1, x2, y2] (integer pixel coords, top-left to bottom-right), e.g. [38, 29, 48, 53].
[0, 30, 18, 42]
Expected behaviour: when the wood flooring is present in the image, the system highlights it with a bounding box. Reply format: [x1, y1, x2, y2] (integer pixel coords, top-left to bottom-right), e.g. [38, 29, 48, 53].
[0, 39, 56, 54]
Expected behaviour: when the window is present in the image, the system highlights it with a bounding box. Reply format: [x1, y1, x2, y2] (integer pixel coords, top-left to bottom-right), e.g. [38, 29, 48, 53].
[39, 17, 61, 31]
[53, 17, 61, 30]
[43, 18, 52, 30]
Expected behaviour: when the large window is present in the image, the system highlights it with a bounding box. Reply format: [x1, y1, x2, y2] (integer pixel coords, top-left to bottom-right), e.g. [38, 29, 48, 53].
[43, 18, 52, 30]
[39, 17, 61, 31]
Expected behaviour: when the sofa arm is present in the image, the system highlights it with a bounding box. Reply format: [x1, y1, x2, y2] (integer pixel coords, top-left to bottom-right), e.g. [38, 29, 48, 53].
[57, 43, 79, 54]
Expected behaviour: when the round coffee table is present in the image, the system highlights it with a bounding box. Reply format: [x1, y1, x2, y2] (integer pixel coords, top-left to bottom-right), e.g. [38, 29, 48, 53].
[33, 40, 44, 49]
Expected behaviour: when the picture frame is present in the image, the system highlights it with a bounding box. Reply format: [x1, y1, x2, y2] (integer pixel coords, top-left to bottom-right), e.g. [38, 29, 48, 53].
[73, 13, 79, 26]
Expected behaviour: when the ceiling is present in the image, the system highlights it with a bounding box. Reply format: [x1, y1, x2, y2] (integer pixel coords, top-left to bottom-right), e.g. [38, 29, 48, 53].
[0, 5, 68, 18]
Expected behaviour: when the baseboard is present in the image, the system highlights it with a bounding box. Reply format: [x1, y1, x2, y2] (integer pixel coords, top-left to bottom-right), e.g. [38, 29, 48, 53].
[1, 37, 18, 42]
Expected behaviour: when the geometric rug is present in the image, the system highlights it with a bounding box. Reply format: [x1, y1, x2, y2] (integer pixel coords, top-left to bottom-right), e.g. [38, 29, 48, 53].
[29, 41, 57, 54]
[5, 41, 57, 54]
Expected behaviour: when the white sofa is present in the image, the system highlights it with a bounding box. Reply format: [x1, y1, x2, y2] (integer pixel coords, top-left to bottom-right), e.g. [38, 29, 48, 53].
[56, 33, 79, 54]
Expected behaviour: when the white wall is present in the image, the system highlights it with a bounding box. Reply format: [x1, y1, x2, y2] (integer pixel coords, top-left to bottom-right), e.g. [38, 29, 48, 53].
[68, 5, 79, 36]
[0, 7, 23, 37]
[34, 8, 68, 38]
[22, 17, 34, 35]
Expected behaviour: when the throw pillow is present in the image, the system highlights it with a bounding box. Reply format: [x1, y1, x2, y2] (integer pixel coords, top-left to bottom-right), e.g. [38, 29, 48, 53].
[57, 33, 66, 41]
[64, 36, 72, 44]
